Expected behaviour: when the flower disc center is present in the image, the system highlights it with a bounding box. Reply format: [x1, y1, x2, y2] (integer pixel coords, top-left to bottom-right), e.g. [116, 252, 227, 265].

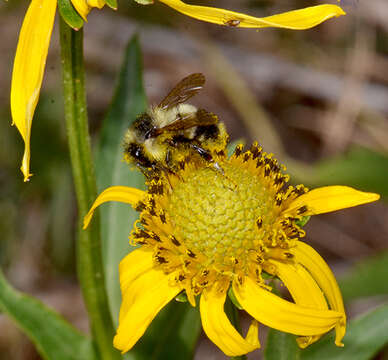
[167, 162, 278, 263]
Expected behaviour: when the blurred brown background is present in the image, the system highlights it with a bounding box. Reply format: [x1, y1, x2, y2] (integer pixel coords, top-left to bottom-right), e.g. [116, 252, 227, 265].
[0, 0, 387, 359]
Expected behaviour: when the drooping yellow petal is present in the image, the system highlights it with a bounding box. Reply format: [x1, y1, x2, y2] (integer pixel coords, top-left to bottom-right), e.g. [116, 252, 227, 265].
[285, 186, 380, 216]
[158, 1, 345, 30]
[70, 0, 91, 20]
[233, 277, 342, 336]
[87, 0, 106, 9]
[270, 260, 328, 348]
[11, 0, 57, 182]
[83, 186, 146, 229]
[114, 265, 181, 353]
[200, 284, 260, 356]
[291, 241, 346, 346]
[271, 260, 327, 310]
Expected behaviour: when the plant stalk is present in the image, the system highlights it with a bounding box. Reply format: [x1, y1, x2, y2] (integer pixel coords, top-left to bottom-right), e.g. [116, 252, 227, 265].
[59, 18, 120, 360]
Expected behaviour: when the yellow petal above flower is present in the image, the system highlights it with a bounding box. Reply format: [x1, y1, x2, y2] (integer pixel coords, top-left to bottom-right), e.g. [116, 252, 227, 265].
[83, 186, 146, 229]
[158, 1, 345, 29]
[200, 284, 260, 356]
[11, 0, 108, 181]
[87, 0, 106, 10]
[70, 0, 91, 20]
[11, 0, 57, 182]
[285, 185, 380, 216]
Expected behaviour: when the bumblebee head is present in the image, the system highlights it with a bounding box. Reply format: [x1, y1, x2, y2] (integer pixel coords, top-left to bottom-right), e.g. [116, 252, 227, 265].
[125, 142, 154, 168]
[132, 113, 154, 140]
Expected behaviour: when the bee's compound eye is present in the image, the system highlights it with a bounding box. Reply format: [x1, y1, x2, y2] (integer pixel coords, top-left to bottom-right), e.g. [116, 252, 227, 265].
[135, 148, 142, 158]
[127, 143, 143, 160]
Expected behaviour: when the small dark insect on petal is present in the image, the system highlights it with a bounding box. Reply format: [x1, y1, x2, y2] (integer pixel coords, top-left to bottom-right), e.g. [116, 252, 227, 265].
[297, 205, 308, 215]
[225, 19, 241, 27]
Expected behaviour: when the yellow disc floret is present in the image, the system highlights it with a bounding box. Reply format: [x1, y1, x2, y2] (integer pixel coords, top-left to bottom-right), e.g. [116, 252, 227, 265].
[167, 162, 279, 264]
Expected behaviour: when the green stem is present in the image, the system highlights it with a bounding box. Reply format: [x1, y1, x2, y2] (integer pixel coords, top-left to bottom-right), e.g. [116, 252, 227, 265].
[59, 18, 120, 360]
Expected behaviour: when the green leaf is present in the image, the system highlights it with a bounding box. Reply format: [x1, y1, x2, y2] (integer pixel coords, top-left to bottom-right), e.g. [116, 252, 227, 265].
[105, 0, 118, 9]
[58, 0, 84, 30]
[301, 305, 388, 360]
[340, 252, 388, 303]
[95, 35, 146, 324]
[307, 147, 388, 200]
[128, 302, 201, 360]
[264, 330, 300, 360]
[0, 269, 97, 360]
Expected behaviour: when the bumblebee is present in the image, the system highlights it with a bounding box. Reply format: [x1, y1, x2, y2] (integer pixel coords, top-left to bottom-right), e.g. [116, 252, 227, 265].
[123, 73, 229, 178]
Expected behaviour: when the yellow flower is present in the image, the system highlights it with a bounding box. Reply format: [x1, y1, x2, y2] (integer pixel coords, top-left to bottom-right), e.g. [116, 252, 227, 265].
[10, 0, 112, 182]
[84, 142, 379, 356]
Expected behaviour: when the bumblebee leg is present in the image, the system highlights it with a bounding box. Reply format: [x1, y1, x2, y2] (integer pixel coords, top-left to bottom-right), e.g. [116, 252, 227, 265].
[190, 144, 237, 190]
[190, 144, 222, 171]
[212, 161, 225, 175]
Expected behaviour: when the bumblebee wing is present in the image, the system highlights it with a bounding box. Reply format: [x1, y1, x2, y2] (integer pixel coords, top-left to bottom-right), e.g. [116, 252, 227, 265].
[152, 109, 218, 136]
[158, 73, 205, 110]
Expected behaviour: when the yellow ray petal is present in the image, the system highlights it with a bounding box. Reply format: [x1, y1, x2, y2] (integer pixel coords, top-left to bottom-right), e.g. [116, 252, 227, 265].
[114, 267, 181, 353]
[83, 186, 146, 229]
[118, 248, 155, 296]
[233, 277, 342, 336]
[158, 1, 345, 30]
[271, 260, 327, 310]
[11, 0, 57, 182]
[285, 186, 380, 216]
[118, 252, 163, 324]
[87, 0, 106, 9]
[70, 0, 91, 20]
[291, 241, 346, 346]
[200, 285, 260, 356]
[270, 260, 328, 348]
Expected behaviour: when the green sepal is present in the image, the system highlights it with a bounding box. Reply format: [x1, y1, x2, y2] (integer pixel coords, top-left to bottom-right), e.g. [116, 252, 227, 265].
[261, 271, 274, 280]
[58, 0, 84, 30]
[228, 286, 243, 310]
[0, 269, 97, 360]
[175, 291, 189, 303]
[105, 0, 118, 10]
[227, 139, 246, 158]
[295, 215, 310, 228]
